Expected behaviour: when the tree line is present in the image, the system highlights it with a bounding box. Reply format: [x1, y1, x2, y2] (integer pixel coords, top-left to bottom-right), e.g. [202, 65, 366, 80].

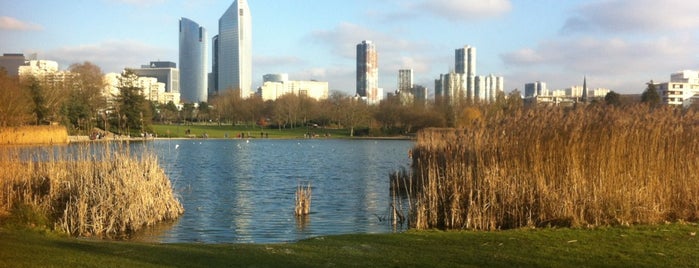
[0, 61, 669, 137]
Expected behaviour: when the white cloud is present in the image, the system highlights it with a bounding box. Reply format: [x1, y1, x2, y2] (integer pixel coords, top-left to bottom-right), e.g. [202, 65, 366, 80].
[309, 22, 440, 92]
[501, 35, 699, 93]
[0, 16, 43, 31]
[417, 0, 511, 21]
[42, 39, 175, 73]
[561, 0, 699, 34]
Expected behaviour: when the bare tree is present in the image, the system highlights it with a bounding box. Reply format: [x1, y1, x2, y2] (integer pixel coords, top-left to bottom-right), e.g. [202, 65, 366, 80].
[0, 70, 33, 126]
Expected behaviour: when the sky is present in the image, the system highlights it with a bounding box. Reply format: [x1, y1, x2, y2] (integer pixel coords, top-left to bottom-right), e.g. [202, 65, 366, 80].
[1, 0, 698, 97]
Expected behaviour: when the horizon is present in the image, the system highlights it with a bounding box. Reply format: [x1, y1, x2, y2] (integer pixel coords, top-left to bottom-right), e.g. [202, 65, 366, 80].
[2, 0, 698, 97]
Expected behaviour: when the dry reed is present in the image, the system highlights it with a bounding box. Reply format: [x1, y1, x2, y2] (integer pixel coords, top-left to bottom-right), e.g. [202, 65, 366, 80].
[0, 125, 69, 145]
[0, 144, 183, 238]
[400, 105, 699, 230]
[295, 182, 312, 216]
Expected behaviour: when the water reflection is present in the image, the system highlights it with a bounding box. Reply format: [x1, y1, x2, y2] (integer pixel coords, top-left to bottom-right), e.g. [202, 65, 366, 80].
[134, 139, 412, 243]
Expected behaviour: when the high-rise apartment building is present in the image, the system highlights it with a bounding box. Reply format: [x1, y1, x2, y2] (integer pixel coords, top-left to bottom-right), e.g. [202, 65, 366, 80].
[179, 17, 208, 103]
[455, 45, 476, 94]
[475, 74, 504, 102]
[524, 81, 547, 98]
[398, 69, 413, 93]
[218, 0, 252, 98]
[356, 40, 379, 104]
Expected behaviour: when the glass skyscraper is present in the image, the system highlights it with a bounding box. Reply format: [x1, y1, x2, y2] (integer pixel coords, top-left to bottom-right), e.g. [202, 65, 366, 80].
[217, 0, 252, 98]
[179, 17, 208, 103]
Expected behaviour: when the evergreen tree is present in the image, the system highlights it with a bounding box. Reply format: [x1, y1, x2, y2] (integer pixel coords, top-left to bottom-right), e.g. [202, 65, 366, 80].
[641, 81, 661, 107]
[113, 69, 152, 135]
[604, 91, 622, 107]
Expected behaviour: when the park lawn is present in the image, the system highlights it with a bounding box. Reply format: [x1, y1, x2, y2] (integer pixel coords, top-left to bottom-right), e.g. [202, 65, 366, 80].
[151, 124, 352, 139]
[1, 223, 697, 267]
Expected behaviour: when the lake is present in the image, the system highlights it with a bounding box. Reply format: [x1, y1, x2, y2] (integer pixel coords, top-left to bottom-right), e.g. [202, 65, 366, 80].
[131, 139, 414, 243]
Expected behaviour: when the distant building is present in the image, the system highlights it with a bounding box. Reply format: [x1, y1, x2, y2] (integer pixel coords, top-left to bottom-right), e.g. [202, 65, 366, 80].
[475, 74, 504, 101]
[179, 17, 208, 103]
[136, 76, 181, 105]
[131, 61, 179, 94]
[398, 69, 413, 93]
[0, 53, 26, 76]
[258, 73, 328, 101]
[656, 70, 699, 107]
[18, 59, 74, 89]
[412, 85, 427, 103]
[435, 71, 467, 103]
[103, 72, 181, 105]
[524, 77, 610, 107]
[356, 40, 379, 104]
[455, 45, 476, 94]
[524, 81, 547, 98]
[218, 0, 253, 98]
[210, 34, 219, 95]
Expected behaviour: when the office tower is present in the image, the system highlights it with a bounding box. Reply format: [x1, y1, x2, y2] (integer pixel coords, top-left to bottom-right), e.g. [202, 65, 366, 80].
[132, 61, 179, 94]
[179, 17, 208, 103]
[398, 69, 413, 93]
[210, 35, 219, 95]
[356, 40, 379, 104]
[455, 45, 476, 95]
[218, 0, 252, 98]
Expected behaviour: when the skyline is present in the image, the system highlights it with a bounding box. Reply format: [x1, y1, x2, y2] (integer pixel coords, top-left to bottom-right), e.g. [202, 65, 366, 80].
[1, 0, 698, 97]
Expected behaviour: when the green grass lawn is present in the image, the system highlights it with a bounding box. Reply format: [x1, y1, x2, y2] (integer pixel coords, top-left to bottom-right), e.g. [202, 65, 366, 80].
[151, 123, 352, 139]
[2, 223, 697, 267]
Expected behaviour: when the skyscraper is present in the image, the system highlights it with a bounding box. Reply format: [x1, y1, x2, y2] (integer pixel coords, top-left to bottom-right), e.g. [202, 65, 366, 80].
[455, 45, 476, 95]
[398, 69, 413, 93]
[218, 0, 252, 98]
[356, 40, 379, 104]
[179, 17, 208, 103]
[210, 34, 219, 96]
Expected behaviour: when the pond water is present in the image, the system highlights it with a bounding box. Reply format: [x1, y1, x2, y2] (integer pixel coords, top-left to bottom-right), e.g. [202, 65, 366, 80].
[130, 139, 414, 243]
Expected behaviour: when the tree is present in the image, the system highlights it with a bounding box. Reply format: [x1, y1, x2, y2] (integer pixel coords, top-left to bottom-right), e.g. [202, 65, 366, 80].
[27, 77, 49, 125]
[641, 81, 661, 107]
[112, 69, 152, 135]
[604, 91, 621, 107]
[62, 62, 107, 134]
[0, 70, 33, 126]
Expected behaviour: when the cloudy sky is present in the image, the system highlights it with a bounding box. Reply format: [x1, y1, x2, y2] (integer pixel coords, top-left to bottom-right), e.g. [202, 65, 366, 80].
[1, 0, 698, 96]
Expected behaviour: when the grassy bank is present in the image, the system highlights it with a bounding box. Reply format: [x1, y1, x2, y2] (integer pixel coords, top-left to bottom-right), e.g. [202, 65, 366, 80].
[0, 125, 69, 145]
[402, 105, 699, 230]
[151, 124, 352, 139]
[1, 223, 697, 267]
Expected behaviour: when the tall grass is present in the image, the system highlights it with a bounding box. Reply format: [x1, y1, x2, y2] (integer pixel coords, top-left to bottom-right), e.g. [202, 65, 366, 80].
[400, 105, 699, 230]
[0, 144, 183, 238]
[0, 125, 69, 145]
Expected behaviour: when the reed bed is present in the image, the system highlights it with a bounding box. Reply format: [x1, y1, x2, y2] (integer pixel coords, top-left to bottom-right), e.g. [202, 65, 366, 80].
[295, 182, 312, 216]
[401, 105, 699, 230]
[0, 144, 183, 238]
[0, 125, 69, 145]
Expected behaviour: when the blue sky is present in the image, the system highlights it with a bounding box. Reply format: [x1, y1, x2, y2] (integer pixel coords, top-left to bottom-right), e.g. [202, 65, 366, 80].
[1, 0, 698, 96]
